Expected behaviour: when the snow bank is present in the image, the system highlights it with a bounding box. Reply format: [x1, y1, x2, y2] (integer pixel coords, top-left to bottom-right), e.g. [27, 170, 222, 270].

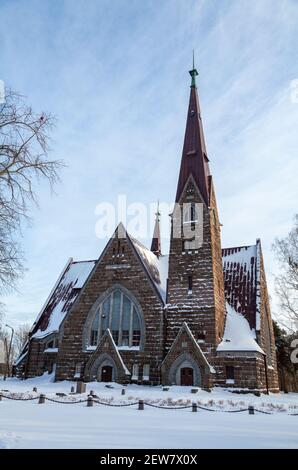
[1, 378, 298, 448]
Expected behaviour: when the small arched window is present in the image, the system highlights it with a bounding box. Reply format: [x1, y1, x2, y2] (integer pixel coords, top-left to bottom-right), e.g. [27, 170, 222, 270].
[90, 289, 142, 348]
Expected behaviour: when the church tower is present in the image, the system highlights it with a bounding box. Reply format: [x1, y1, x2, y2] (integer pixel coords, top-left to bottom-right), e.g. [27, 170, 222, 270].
[166, 61, 226, 363]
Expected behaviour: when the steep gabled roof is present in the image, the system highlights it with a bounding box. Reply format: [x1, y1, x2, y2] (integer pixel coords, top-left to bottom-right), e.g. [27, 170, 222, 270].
[162, 322, 215, 373]
[175, 67, 210, 204]
[217, 303, 264, 354]
[28, 230, 262, 342]
[86, 329, 131, 376]
[28, 224, 169, 343]
[222, 243, 259, 330]
[128, 234, 168, 303]
[99, 222, 168, 303]
[31, 259, 96, 339]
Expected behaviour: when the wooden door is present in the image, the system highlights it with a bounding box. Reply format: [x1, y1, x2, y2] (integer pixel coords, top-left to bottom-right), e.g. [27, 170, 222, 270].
[101, 365, 113, 382]
[180, 367, 193, 386]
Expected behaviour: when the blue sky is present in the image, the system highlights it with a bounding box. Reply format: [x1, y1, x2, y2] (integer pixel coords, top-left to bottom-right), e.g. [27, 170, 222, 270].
[1, 0, 298, 327]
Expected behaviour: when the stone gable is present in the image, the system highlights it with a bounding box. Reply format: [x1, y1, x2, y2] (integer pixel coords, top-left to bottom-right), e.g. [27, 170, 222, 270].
[55, 226, 165, 383]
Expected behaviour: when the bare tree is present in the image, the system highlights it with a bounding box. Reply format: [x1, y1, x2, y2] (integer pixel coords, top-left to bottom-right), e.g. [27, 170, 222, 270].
[273, 214, 298, 331]
[13, 323, 30, 358]
[0, 301, 5, 333]
[0, 88, 63, 293]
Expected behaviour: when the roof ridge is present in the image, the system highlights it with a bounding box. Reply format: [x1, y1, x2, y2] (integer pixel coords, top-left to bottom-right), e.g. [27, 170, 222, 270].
[71, 259, 97, 264]
[222, 244, 255, 251]
[128, 234, 152, 253]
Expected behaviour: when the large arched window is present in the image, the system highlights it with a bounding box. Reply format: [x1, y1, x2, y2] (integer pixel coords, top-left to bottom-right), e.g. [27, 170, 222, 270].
[89, 288, 142, 348]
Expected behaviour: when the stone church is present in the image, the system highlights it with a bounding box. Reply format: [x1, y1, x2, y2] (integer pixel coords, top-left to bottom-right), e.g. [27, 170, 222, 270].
[16, 65, 279, 392]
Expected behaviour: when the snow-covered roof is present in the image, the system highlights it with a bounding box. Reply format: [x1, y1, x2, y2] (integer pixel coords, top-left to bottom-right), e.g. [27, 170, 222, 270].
[217, 303, 264, 354]
[28, 230, 262, 344]
[129, 236, 168, 303]
[222, 243, 259, 330]
[129, 237, 261, 319]
[222, 244, 257, 265]
[31, 260, 96, 339]
[14, 349, 28, 366]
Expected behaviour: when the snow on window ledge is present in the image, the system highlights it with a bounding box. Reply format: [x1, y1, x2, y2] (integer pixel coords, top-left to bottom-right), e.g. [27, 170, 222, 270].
[86, 345, 140, 352]
[226, 379, 235, 384]
[142, 376, 150, 381]
[44, 348, 58, 353]
[74, 373, 81, 379]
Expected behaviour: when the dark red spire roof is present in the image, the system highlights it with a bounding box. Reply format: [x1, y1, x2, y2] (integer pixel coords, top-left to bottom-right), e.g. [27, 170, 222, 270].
[175, 68, 210, 204]
[151, 203, 161, 257]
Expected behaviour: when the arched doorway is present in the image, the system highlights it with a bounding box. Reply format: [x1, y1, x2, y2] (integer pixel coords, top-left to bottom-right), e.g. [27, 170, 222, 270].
[180, 367, 194, 386]
[167, 354, 202, 387]
[101, 365, 113, 382]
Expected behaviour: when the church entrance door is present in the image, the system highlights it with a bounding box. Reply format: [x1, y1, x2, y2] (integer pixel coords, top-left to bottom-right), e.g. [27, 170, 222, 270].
[101, 365, 113, 382]
[180, 367, 193, 386]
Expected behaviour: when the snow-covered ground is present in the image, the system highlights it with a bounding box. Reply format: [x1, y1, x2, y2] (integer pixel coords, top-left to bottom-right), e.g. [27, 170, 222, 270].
[1, 373, 298, 449]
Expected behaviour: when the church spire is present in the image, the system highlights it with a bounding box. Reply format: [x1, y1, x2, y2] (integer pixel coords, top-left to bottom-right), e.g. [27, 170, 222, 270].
[151, 202, 161, 257]
[175, 57, 210, 205]
[189, 50, 198, 88]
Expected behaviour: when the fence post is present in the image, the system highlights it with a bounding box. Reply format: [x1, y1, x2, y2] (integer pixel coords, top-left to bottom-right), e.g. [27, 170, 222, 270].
[138, 400, 144, 410]
[33, 387, 37, 393]
[248, 405, 254, 415]
[192, 402, 197, 412]
[121, 389, 125, 396]
[71, 386, 75, 393]
[76, 381, 86, 394]
[87, 395, 93, 407]
[0, 393, 2, 401]
[38, 394, 45, 404]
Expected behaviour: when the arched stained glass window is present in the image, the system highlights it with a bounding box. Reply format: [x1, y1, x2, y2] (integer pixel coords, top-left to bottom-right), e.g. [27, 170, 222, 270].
[132, 308, 141, 346]
[90, 315, 99, 346]
[89, 288, 142, 348]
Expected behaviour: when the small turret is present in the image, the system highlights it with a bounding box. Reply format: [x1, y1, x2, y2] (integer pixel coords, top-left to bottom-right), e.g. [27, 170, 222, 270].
[151, 202, 161, 257]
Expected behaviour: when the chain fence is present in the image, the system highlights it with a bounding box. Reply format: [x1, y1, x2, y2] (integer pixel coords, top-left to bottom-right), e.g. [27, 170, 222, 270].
[1, 392, 298, 415]
[143, 402, 192, 410]
[197, 404, 248, 413]
[44, 396, 89, 404]
[0, 394, 38, 401]
[93, 399, 139, 407]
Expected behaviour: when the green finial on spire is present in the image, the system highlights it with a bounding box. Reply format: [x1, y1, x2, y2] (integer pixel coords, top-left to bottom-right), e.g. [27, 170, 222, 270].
[189, 50, 198, 88]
